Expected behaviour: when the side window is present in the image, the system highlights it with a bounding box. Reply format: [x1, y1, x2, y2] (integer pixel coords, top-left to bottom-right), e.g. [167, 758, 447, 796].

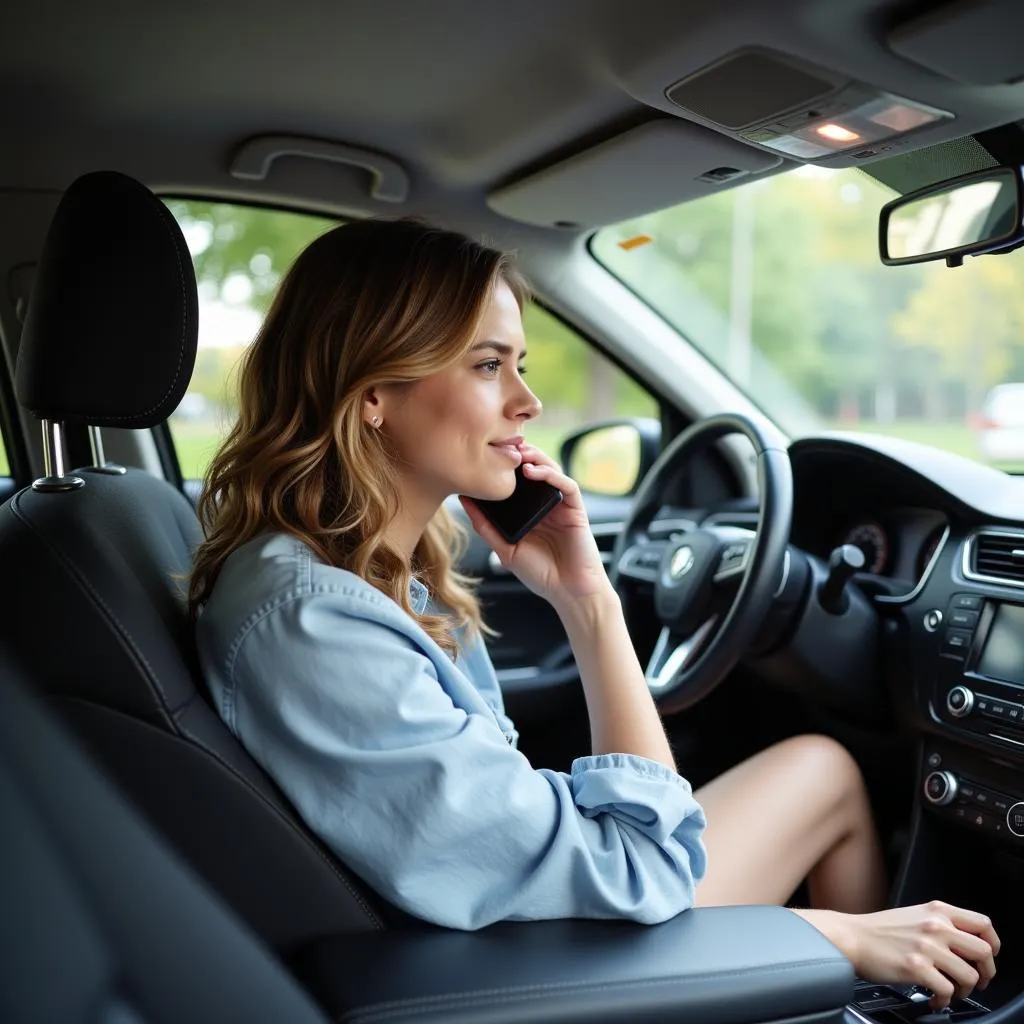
[522, 303, 658, 464]
[163, 200, 657, 486]
[164, 201, 337, 480]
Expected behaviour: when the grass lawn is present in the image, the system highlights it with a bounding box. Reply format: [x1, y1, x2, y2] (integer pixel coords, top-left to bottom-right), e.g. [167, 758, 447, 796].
[168, 417, 1024, 484]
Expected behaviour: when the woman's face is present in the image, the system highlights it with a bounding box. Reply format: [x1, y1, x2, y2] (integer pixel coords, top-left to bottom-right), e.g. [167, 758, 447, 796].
[376, 280, 542, 504]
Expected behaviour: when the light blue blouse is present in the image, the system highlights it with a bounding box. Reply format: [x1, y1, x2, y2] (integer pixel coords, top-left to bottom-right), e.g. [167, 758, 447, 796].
[196, 532, 707, 930]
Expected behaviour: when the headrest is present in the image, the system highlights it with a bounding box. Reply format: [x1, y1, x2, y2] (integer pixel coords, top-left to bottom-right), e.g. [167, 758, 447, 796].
[16, 171, 199, 428]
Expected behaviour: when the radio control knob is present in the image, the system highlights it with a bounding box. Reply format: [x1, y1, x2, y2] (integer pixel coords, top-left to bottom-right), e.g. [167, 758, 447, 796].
[946, 685, 974, 718]
[924, 770, 958, 807]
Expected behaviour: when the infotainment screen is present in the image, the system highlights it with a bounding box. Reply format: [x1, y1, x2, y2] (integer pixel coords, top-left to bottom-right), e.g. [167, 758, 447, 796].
[976, 603, 1024, 686]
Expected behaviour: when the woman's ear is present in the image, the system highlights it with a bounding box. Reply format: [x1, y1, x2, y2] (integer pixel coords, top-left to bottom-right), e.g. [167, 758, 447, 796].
[362, 388, 384, 429]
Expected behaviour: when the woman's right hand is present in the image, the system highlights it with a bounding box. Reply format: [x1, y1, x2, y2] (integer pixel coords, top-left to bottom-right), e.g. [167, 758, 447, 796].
[838, 901, 999, 1010]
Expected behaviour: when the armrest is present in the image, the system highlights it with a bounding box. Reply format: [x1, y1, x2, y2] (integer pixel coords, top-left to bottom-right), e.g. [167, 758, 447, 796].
[290, 905, 855, 1024]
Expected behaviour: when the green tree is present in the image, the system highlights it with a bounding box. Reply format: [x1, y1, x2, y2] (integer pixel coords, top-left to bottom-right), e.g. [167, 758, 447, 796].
[165, 200, 336, 312]
[893, 255, 1024, 413]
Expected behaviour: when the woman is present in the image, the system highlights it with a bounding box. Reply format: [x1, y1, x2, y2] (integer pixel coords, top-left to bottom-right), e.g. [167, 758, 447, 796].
[192, 218, 997, 1011]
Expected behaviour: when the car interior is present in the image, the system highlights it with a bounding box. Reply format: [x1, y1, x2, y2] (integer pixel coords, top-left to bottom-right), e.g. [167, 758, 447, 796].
[5, 1, 1024, 1022]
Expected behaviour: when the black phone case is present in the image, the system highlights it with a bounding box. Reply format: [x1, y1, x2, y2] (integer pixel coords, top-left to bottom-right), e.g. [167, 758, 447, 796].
[474, 465, 563, 544]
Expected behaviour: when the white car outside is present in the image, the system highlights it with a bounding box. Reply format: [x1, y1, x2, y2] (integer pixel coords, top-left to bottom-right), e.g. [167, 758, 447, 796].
[976, 383, 1024, 462]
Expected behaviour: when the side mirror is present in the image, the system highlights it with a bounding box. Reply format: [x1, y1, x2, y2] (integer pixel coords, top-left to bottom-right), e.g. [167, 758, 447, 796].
[560, 418, 660, 497]
[879, 166, 1024, 268]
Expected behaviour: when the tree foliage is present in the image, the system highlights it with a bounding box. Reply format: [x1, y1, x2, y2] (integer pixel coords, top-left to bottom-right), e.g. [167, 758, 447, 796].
[167, 166, 1024, 434]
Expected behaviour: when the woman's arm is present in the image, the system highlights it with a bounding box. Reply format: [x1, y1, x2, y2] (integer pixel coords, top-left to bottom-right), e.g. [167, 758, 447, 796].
[217, 590, 706, 930]
[555, 586, 676, 771]
[461, 442, 676, 773]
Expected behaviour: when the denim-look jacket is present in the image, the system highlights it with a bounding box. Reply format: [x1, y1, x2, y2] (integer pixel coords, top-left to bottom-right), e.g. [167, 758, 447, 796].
[196, 531, 708, 930]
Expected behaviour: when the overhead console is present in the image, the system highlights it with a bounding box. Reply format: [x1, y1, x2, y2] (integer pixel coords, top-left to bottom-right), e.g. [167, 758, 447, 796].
[488, 43, 962, 230]
[664, 47, 951, 163]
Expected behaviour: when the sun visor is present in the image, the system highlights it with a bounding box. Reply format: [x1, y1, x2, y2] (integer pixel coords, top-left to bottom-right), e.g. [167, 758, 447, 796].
[888, 0, 1024, 86]
[486, 120, 783, 229]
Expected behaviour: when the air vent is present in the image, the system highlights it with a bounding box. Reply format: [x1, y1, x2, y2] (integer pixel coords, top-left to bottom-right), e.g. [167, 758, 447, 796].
[966, 531, 1024, 587]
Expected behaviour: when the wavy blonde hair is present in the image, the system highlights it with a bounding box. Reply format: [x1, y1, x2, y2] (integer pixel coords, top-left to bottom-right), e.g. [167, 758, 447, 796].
[189, 218, 527, 656]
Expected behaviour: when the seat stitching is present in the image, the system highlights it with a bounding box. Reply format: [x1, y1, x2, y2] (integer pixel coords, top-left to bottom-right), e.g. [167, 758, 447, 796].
[10, 495, 384, 929]
[338, 958, 849, 1023]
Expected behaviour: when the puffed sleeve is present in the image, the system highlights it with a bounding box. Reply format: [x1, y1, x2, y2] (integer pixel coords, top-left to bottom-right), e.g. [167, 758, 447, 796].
[225, 587, 707, 930]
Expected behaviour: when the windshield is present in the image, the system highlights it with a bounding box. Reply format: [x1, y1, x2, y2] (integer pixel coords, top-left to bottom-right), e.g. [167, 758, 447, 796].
[592, 165, 1024, 471]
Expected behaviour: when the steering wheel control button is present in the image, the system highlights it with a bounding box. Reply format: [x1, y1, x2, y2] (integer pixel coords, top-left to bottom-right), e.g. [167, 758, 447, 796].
[946, 685, 974, 717]
[618, 543, 666, 581]
[924, 770, 958, 806]
[923, 609, 942, 632]
[951, 592, 983, 611]
[941, 628, 973, 658]
[947, 608, 979, 630]
[1007, 803, 1024, 837]
[714, 542, 749, 581]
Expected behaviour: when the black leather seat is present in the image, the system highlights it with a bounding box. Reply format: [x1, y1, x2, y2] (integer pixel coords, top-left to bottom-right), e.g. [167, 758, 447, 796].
[0, 657, 332, 1024]
[0, 170, 403, 952]
[1, 649, 862, 1024]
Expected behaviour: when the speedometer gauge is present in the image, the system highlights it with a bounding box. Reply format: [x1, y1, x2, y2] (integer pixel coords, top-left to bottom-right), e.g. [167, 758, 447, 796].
[842, 521, 889, 574]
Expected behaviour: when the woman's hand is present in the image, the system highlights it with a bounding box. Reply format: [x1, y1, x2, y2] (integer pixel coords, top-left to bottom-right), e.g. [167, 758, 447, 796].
[459, 443, 611, 611]
[805, 901, 999, 1011]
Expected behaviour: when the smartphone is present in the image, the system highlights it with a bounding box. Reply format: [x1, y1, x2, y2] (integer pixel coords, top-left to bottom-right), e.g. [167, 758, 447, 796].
[473, 464, 563, 544]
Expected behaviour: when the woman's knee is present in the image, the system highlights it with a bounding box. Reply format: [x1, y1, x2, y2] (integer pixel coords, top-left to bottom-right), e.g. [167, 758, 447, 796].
[772, 733, 865, 803]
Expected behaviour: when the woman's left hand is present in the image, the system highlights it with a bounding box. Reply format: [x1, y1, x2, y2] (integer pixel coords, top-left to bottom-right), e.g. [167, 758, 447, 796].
[459, 443, 612, 611]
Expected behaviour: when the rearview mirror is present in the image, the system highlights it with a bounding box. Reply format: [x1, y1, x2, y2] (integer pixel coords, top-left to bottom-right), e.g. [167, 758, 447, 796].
[879, 166, 1024, 267]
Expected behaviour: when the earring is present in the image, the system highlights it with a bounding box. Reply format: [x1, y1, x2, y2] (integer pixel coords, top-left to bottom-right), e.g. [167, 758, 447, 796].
[370, 415, 381, 427]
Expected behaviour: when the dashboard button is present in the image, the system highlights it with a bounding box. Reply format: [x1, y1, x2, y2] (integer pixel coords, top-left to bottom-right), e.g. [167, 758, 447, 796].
[966, 809, 992, 831]
[976, 696, 990, 713]
[984, 700, 1010, 720]
[947, 609, 979, 630]
[951, 593, 983, 610]
[993, 795, 1011, 814]
[1007, 802, 1024, 837]
[966, 806, 991, 831]
[942, 629, 973, 657]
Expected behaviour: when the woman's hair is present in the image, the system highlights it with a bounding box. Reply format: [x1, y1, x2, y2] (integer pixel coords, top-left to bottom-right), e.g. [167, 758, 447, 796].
[189, 217, 528, 656]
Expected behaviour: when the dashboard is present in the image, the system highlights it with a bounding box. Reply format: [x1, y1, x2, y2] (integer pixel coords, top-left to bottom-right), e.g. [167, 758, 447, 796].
[784, 432, 1024, 847]
[820, 510, 946, 587]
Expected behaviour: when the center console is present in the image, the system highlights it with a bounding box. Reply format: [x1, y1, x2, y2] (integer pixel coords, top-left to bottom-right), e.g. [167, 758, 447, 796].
[933, 593, 1024, 754]
[924, 590, 1024, 842]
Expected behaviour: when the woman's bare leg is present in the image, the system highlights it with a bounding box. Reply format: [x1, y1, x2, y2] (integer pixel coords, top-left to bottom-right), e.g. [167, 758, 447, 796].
[691, 734, 889, 913]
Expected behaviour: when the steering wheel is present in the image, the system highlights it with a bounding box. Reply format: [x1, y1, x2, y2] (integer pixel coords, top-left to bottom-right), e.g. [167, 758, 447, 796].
[609, 413, 793, 714]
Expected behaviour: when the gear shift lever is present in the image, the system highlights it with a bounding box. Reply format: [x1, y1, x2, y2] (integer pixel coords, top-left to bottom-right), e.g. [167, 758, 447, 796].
[818, 544, 865, 615]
